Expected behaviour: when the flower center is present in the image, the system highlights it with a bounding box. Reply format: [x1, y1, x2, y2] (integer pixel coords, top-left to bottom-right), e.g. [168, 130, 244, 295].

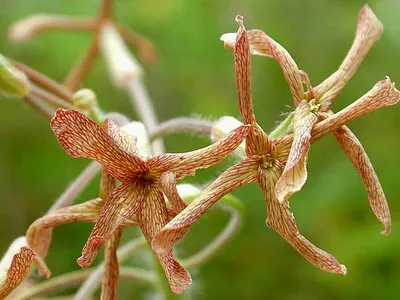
[309, 98, 320, 113]
[260, 154, 275, 169]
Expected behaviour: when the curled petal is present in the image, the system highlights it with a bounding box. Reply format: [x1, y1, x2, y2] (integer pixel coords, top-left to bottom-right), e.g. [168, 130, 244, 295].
[315, 5, 383, 108]
[234, 21, 255, 124]
[26, 198, 105, 258]
[101, 229, 122, 300]
[259, 168, 347, 275]
[0, 238, 50, 298]
[275, 100, 318, 202]
[152, 156, 259, 256]
[246, 29, 304, 105]
[51, 109, 148, 182]
[78, 182, 145, 269]
[312, 78, 400, 142]
[320, 114, 391, 235]
[104, 119, 139, 156]
[138, 186, 191, 294]
[160, 172, 187, 215]
[147, 125, 250, 179]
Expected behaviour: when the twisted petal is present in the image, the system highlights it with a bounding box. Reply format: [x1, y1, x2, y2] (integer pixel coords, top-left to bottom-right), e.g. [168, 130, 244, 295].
[259, 168, 347, 275]
[312, 78, 400, 142]
[315, 5, 383, 108]
[275, 100, 318, 202]
[319, 113, 391, 235]
[101, 229, 122, 300]
[160, 172, 187, 215]
[138, 186, 191, 294]
[147, 125, 250, 179]
[0, 238, 50, 298]
[152, 156, 259, 255]
[78, 182, 145, 269]
[26, 198, 106, 258]
[51, 109, 148, 182]
[234, 19, 255, 124]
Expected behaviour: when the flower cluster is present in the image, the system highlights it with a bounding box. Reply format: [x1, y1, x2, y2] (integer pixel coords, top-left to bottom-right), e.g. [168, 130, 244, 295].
[0, 3, 399, 299]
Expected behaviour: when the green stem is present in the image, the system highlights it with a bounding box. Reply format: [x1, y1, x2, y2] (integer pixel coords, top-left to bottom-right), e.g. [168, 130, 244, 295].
[268, 111, 294, 139]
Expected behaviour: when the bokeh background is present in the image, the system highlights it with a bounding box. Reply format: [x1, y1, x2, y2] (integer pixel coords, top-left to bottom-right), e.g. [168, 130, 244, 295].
[1, 0, 400, 299]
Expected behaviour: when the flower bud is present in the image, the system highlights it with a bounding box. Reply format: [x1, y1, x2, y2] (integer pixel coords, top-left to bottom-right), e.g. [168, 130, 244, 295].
[72, 88, 97, 111]
[100, 23, 143, 88]
[0, 54, 30, 97]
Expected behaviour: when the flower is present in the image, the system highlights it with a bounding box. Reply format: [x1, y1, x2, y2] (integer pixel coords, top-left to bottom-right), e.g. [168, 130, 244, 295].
[152, 16, 400, 275]
[221, 6, 394, 235]
[50, 109, 249, 293]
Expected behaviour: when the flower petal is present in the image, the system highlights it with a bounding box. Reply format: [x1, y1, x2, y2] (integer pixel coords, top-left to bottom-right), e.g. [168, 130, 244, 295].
[315, 5, 383, 108]
[259, 168, 347, 275]
[26, 198, 105, 258]
[234, 18, 255, 125]
[152, 156, 259, 255]
[246, 29, 305, 106]
[0, 238, 50, 299]
[147, 125, 250, 179]
[312, 78, 400, 142]
[160, 172, 187, 215]
[51, 109, 148, 182]
[138, 186, 191, 294]
[104, 119, 139, 156]
[101, 229, 122, 300]
[78, 182, 145, 269]
[275, 100, 318, 202]
[320, 113, 391, 235]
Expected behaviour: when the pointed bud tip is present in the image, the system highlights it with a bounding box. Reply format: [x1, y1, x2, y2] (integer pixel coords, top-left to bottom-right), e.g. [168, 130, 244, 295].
[235, 15, 244, 26]
[339, 264, 347, 275]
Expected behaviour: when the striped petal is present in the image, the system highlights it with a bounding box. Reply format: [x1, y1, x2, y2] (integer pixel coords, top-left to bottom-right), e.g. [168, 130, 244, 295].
[147, 125, 250, 179]
[78, 182, 145, 269]
[51, 109, 148, 182]
[259, 168, 347, 275]
[160, 172, 187, 215]
[138, 186, 191, 294]
[152, 156, 259, 256]
[315, 5, 383, 108]
[104, 119, 139, 156]
[275, 100, 318, 202]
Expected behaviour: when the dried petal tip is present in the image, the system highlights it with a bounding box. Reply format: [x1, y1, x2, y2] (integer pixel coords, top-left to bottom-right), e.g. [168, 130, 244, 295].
[0, 54, 30, 98]
[339, 264, 347, 275]
[359, 5, 383, 39]
[8, 14, 54, 42]
[235, 15, 244, 26]
[72, 89, 97, 111]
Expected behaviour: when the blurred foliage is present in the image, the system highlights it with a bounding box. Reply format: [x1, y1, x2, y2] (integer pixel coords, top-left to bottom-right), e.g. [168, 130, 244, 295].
[1, 0, 400, 299]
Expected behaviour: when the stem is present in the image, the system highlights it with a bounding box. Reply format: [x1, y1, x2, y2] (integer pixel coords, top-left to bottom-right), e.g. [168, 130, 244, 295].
[268, 111, 294, 139]
[149, 117, 214, 141]
[24, 95, 55, 118]
[127, 78, 165, 155]
[30, 85, 76, 109]
[64, 39, 99, 91]
[181, 194, 244, 269]
[74, 237, 147, 300]
[47, 162, 102, 214]
[99, 0, 113, 22]
[11, 60, 74, 101]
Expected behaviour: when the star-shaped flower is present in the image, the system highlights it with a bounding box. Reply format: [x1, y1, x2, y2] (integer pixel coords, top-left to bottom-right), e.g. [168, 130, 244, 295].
[221, 6, 393, 235]
[50, 109, 249, 293]
[152, 16, 400, 275]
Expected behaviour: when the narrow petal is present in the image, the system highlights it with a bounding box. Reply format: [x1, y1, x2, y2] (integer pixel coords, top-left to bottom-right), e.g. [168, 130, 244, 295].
[315, 5, 383, 108]
[101, 229, 122, 300]
[152, 156, 259, 255]
[246, 29, 305, 105]
[138, 186, 191, 294]
[147, 125, 250, 179]
[234, 17, 255, 124]
[51, 109, 148, 182]
[320, 113, 391, 235]
[26, 198, 105, 258]
[259, 168, 347, 275]
[160, 172, 187, 215]
[246, 123, 272, 157]
[0, 239, 50, 299]
[78, 182, 145, 269]
[104, 119, 139, 156]
[312, 78, 400, 142]
[275, 100, 318, 202]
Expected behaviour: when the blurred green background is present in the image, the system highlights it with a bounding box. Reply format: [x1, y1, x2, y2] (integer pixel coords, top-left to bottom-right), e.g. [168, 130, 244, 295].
[1, 0, 400, 299]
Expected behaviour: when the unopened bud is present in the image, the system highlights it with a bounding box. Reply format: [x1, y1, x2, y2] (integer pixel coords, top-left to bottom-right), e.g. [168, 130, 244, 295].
[100, 23, 143, 88]
[72, 89, 97, 111]
[0, 54, 30, 97]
